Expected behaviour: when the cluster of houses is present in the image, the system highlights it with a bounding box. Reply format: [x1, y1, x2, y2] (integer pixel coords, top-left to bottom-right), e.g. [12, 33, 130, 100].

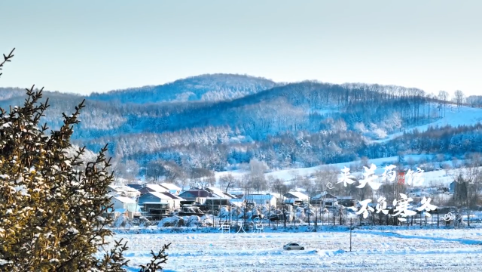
[109, 182, 355, 221]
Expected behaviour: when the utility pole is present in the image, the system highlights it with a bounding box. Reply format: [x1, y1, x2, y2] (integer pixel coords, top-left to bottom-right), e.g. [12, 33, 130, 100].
[268, 200, 271, 227]
[350, 218, 353, 252]
[307, 196, 311, 227]
[349, 225, 352, 252]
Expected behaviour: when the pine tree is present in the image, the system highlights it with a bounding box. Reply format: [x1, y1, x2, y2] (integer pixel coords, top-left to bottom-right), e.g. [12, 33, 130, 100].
[0, 49, 170, 271]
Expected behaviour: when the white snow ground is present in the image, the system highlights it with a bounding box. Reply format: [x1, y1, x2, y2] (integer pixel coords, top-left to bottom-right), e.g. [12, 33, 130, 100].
[116, 227, 482, 271]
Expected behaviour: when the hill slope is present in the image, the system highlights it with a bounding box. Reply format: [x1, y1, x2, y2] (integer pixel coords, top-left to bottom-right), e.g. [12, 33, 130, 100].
[1, 75, 482, 177]
[88, 74, 279, 103]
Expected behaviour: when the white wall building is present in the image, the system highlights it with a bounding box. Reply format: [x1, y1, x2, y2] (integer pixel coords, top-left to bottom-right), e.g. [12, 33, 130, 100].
[244, 193, 277, 206]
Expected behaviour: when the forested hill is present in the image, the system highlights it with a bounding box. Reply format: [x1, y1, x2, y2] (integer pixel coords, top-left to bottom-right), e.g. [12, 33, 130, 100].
[88, 74, 279, 103]
[1, 74, 481, 177]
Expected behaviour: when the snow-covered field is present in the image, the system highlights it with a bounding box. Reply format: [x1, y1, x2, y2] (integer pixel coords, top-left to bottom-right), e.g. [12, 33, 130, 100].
[118, 227, 482, 271]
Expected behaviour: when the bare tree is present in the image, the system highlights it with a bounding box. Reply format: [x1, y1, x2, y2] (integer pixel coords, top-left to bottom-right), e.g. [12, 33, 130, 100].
[249, 158, 268, 192]
[438, 90, 449, 117]
[313, 166, 341, 195]
[219, 173, 238, 193]
[190, 168, 215, 189]
[112, 159, 140, 181]
[454, 90, 465, 108]
[271, 178, 289, 206]
[452, 154, 482, 227]
[146, 160, 185, 183]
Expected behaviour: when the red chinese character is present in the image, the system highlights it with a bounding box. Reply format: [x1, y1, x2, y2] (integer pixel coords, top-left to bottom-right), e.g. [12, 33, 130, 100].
[398, 171, 405, 184]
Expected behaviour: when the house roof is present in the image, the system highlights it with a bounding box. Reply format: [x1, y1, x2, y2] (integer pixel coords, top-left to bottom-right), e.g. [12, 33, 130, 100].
[179, 190, 212, 198]
[312, 193, 337, 200]
[284, 191, 308, 199]
[206, 187, 235, 199]
[161, 192, 183, 200]
[113, 196, 136, 204]
[108, 185, 140, 196]
[144, 191, 183, 201]
[117, 185, 140, 193]
[145, 184, 168, 193]
[143, 200, 169, 204]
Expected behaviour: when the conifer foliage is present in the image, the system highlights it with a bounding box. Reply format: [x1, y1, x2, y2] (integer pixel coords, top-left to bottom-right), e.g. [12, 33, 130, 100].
[0, 49, 169, 271]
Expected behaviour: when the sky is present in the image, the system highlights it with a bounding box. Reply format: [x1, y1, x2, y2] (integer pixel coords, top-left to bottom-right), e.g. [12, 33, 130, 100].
[1, 0, 481, 97]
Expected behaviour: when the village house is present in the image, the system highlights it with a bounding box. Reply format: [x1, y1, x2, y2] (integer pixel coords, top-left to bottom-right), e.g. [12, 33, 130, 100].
[205, 187, 236, 199]
[244, 193, 277, 206]
[107, 184, 140, 198]
[311, 192, 338, 207]
[142, 183, 168, 194]
[283, 191, 309, 204]
[138, 191, 184, 210]
[337, 196, 356, 207]
[178, 189, 213, 204]
[159, 182, 182, 195]
[126, 183, 144, 191]
[111, 196, 138, 218]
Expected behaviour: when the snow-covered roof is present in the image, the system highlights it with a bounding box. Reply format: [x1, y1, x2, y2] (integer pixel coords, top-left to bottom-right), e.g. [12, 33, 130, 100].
[142, 201, 169, 204]
[145, 184, 168, 193]
[113, 196, 136, 204]
[227, 190, 244, 196]
[206, 187, 235, 199]
[179, 190, 212, 198]
[146, 191, 182, 201]
[117, 185, 140, 193]
[312, 192, 337, 200]
[284, 191, 309, 200]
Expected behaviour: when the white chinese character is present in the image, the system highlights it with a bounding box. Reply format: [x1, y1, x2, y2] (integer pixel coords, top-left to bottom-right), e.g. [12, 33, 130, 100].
[413, 168, 424, 186]
[381, 165, 397, 183]
[375, 196, 389, 215]
[416, 197, 437, 217]
[356, 164, 381, 190]
[392, 193, 417, 222]
[356, 199, 374, 219]
[338, 166, 356, 187]
[405, 168, 424, 186]
[405, 169, 415, 186]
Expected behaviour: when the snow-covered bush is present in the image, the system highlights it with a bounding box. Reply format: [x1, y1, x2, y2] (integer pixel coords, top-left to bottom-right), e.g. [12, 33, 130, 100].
[158, 216, 181, 227]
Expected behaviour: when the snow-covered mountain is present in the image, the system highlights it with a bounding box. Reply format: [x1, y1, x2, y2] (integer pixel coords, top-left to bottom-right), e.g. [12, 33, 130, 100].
[88, 73, 279, 103]
[1, 75, 481, 176]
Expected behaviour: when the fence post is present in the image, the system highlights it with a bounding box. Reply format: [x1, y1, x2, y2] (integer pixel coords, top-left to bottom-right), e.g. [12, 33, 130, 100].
[437, 209, 439, 228]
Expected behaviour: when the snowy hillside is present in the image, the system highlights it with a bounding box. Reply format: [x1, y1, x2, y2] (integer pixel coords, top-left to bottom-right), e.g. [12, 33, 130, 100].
[88, 74, 279, 103]
[2, 75, 482, 176]
[379, 104, 482, 142]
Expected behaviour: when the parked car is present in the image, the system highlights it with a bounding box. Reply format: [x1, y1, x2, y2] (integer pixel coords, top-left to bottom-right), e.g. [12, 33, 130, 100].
[283, 243, 305, 250]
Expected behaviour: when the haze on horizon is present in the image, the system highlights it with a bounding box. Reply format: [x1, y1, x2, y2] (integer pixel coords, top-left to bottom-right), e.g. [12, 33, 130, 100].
[1, 0, 481, 97]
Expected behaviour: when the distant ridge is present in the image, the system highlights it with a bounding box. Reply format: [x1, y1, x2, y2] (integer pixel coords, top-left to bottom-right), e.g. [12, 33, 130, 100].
[2, 75, 482, 176]
[88, 73, 279, 104]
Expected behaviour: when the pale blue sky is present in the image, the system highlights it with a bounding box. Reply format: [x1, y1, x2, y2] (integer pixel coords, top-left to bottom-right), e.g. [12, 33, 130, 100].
[1, 0, 481, 97]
